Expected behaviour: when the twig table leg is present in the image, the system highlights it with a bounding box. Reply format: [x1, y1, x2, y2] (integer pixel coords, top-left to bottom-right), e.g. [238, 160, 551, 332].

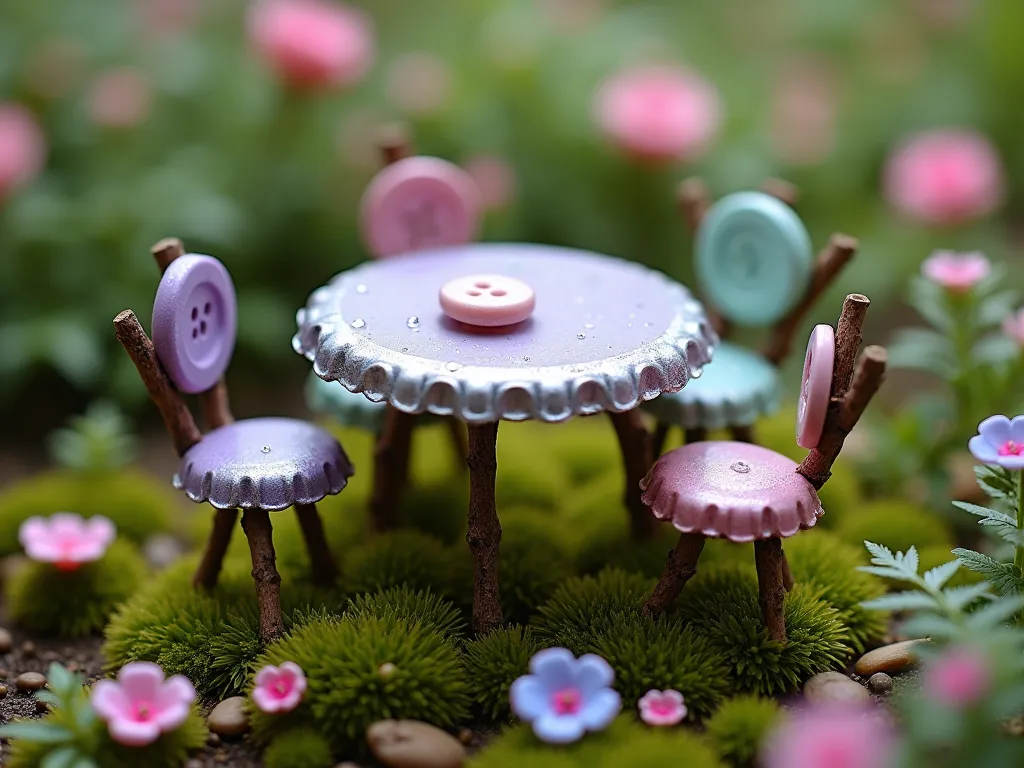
[644, 532, 706, 616]
[781, 547, 795, 592]
[466, 422, 503, 635]
[241, 509, 284, 643]
[193, 508, 238, 589]
[754, 537, 788, 642]
[295, 503, 339, 586]
[608, 409, 657, 539]
[369, 406, 418, 532]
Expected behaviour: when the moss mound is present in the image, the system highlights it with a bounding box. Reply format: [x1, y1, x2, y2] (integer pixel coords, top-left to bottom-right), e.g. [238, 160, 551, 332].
[249, 614, 470, 755]
[541, 419, 623, 486]
[104, 557, 342, 699]
[834, 499, 953, 553]
[785, 531, 887, 653]
[263, 726, 334, 768]
[494, 450, 569, 511]
[342, 530, 465, 599]
[704, 695, 781, 767]
[6, 539, 147, 637]
[677, 567, 852, 695]
[464, 625, 544, 723]
[575, 526, 681, 578]
[344, 586, 467, 643]
[0, 468, 177, 556]
[493, 518, 575, 625]
[399, 478, 468, 545]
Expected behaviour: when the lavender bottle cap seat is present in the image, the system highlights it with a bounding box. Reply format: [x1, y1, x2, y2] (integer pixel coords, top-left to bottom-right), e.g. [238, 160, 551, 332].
[641, 441, 822, 542]
[173, 418, 354, 510]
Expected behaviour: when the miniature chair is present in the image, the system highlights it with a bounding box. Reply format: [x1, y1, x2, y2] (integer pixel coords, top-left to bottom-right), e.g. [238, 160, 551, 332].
[114, 239, 354, 643]
[644, 179, 857, 452]
[641, 294, 886, 643]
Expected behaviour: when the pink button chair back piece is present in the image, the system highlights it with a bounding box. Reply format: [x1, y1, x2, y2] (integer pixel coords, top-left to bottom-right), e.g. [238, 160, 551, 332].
[796, 324, 835, 449]
[439, 273, 535, 327]
[360, 156, 482, 258]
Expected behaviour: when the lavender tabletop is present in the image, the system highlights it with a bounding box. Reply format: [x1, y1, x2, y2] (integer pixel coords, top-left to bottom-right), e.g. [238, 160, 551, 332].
[293, 243, 717, 423]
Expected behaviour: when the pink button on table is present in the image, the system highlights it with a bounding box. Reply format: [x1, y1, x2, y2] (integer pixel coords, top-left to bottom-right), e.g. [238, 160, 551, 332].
[796, 324, 835, 450]
[439, 273, 535, 327]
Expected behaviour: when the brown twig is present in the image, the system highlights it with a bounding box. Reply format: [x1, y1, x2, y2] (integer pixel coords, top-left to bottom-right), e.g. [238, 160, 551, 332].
[830, 294, 870, 400]
[369, 406, 418, 532]
[446, 419, 468, 471]
[760, 178, 801, 208]
[762, 235, 859, 366]
[644, 532, 706, 616]
[608, 409, 658, 539]
[151, 237, 185, 273]
[379, 123, 412, 166]
[755, 537, 788, 642]
[192, 508, 238, 589]
[676, 177, 711, 232]
[295, 503, 340, 586]
[241, 508, 284, 642]
[466, 422, 503, 635]
[113, 310, 202, 457]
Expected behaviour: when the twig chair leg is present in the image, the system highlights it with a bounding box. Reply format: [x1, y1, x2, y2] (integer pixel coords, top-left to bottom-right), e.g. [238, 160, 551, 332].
[754, 537, 788, 642]
[295, 503, 339, 587]
[193, 508, 238, 589]
[644, 533, 706, 616]
[608, 409, 657, 539]
[241, 509, 285, 643]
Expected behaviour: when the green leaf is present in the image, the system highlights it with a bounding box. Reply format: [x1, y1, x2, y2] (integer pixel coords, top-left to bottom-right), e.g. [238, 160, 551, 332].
[70, 758, 100, 768]
[71, 696, 96, 730]
[968, 595, 1024, 630]
[952, 501, 1016, 525]
[34, 690, 61, 707]
[975, 288, 1019, 327]
[46, 663, 74, 693]
[953, 548, 1022, 596]
[887, 328, 956, 375]
[945, 582, 995, 611]
[861, 591, 939, 612]
[42, 746, 82, 768]
[901, 614, 962, 640]
[857, 565, 918, 582]
[923, 560, 961, 590]
[908, 276, 953, 332]
[975, 465, 1018, 505]
[951, 501, 1024, 545]
[0, 722, 74, 744]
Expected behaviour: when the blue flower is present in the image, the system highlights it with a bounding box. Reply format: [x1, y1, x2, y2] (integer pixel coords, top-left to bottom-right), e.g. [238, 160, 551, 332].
[969, 415, 1024, 470]
[509, 647, 621, 744]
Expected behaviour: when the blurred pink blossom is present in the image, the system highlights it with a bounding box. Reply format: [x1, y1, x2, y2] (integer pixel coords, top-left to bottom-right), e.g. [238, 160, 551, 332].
[884, 129, 1004, 226]
[19, 513, 115, 571]
[537, 0, 605, 33]
[1002, 309, 1024, 346]
[771, 56, 838, 166]
[253, 662, 307, 713]
[920, 250, 990, 293]
[638, 689, 687, 726]
[762, 704, 897, 768]
[0, 104, 46, 201]
[463, 155, 517, 210]
[594, 65, 722, 164]
[922, 645, 991, 707]
[136, 0, 203, 36]
[88, 69, 153, 129]
[92, 662, 195, 747]
[386, 53, 452, 116]
[248, 0, 374, 90]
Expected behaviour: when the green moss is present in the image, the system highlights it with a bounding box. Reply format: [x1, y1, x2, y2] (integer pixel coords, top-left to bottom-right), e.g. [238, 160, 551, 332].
[344, 586, 467, 643]
[704, 695, 781, 768]
[0, 468, 177, 556]
[494, 450, 568, 512]
[575, 526, 680, 578]
[678, 567, 853, 695]
[249, 614, 470, 755]
[834, 499, 953, 554]
[399, 479, 468, 545]
[495, 518, 575, 625]
[464, 625, 544, 723]
[263, 727, 334, 768]
[6, 539, 147, 637]
[104, 557, 343, 699]
[342, 530, 464, 598]
[785, 531, 887, 653]
[541, 419, 623, 486]
[562, 477, 630, 560]
[533, 569, 654, 652]
[469, 717, 724, 768]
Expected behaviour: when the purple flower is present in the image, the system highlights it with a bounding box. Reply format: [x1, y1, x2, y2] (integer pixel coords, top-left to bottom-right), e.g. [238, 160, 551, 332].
[968, 415, 1024, 470]
[509, 648, 621, 744]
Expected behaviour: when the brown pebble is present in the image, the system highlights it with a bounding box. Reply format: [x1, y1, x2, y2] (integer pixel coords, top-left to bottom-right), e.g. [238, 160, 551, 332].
[215, 750, 228, 764]
[208, 732, 222, 747]
[458, 728, 473, 745]
[42, 651, 59, 663]
[335, 764, 362, 768]
[0, 667, 9, 678]
[868, 672, 893, 695]
[15, 672, 47, 692]
[0, 628, 12, 654]
[0, 685, 7, 699]
[61, 647, 75, 657]
[367, 720, 467, 768]
[207, 697, 250, 737]
[803, 672, 870, 705]
[855, 640, 926, 676]
[35, 699, 49, 713]
[185, 760, 204, 768]
[20, 641, 36, 658]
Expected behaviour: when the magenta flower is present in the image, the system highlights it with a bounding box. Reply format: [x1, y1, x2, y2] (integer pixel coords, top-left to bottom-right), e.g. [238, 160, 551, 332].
[968, 415, 1024, 470]
[247, 0, 374, 90]
[0, 103, 46, 201]
[638, 689, 687, 726]
[252, 661, 307, 714]
[91, 662, 195, 747]
[920, 251, 990, 294]
[884, 129, 1004, 226]
[1002, 309, 1024, 347]
[922, 645, 990, 708]
[19, 513, 115, 571]
[762, 704, 897, 768]
[593, 65, 722, 164]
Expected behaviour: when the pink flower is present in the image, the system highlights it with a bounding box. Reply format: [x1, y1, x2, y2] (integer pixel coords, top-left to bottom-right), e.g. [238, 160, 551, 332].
[252, 661, 307, 713]
[91, 662, 195, 747]
[247, 0, 374, 90]
[136, 0, 204, 37]
[770, 56, 837, 166]
[88, 68, 152, 129]
[0, 104, 46, 201]
[594, 65, 722, 164]
[638, 689, 687, 726]
[922, 646, 990, 707]
[884, 129, 1004, 226]
[762, 704, 897, 768]
[463, 155, 517, 210]
[920, 250, 990, 293]
[1003, 309, 1024, 346]
[19, 513, 115, 571]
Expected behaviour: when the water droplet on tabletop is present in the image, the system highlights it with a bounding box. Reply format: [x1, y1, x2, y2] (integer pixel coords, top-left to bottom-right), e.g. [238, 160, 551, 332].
[350, 318, 366, 329]
[261, 446, 272, 454]
[406, 316, 420, 329]
[356, 284, 368, 294]
[584, 322, 594, 330]
[577, 333, 586, 340]
[446, 362, 462, 372]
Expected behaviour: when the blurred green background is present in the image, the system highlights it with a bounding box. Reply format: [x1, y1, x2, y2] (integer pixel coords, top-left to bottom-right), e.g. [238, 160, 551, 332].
[1, 0, 1022, 435]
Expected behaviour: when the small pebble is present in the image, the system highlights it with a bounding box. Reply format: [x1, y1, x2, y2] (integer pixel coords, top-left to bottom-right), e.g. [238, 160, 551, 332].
[378, 662, 397, 678]
[0, 628, 12, 654]
[185, 760, 203, 768]
[458, 728, 473, 745]
[144, 534, 185, 570]
[35, 699, 49, 713]
[42, 651, 59, 663]
[207, 696, 250, 737]
[61, 647, 75, 657]
[367, 720, 467, 768]
[855, 640, 926, 676]
[803, 672, 870, 705]
[336, 764, 362, 768]
[214, 750, 228, 764]
[0, 667, 9, 678]
[0, 685, 7, 700]
[16, 672, 47, 692]
[868, 672, 893, 695]
[207, 733, 222, 747]
[20, 641, 36, 658]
